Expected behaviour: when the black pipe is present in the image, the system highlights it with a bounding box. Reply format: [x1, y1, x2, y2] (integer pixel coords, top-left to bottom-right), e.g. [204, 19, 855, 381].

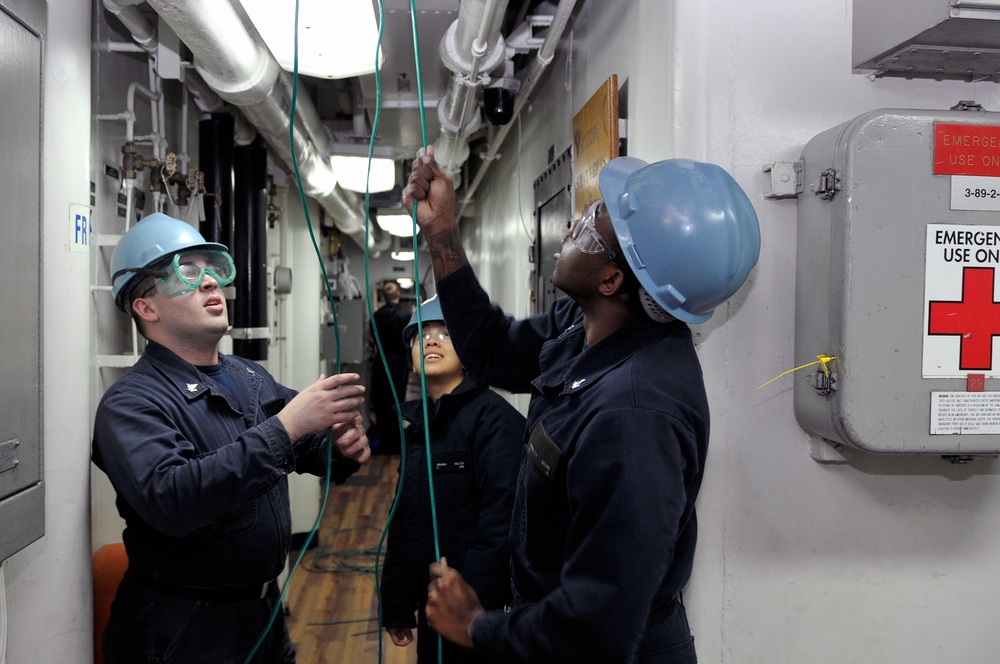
[232, 135, 269, 361]
[198, 113, 235, 251]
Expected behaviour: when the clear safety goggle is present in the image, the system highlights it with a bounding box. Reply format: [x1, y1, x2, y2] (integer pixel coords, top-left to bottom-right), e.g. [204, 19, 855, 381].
[408, 328, 451, 348]
[147, 250, 236, 298]
[417, 329, 451, 344]
[568, 199, 625, 268]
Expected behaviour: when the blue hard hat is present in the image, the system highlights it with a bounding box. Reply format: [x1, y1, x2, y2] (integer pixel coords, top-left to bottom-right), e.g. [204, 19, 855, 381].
[402, 295, 444, 346]
[110, 213, 228, 312]
[599, 157, 760, 324]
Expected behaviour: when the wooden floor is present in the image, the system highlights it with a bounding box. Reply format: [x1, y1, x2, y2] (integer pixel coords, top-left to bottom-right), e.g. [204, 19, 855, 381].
[285, 454, 417, 664]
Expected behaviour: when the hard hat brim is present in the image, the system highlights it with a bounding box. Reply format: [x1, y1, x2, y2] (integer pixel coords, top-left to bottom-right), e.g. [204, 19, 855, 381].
[598, 156, 647, 231]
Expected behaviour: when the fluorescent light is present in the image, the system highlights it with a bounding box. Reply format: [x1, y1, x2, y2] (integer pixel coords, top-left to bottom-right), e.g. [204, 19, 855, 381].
[391, 250, 415, 262]
[330, 156, 396, 193]
[396, 277, 414, 289]
[239, 0, 382, 79]
[377, 213, 419, 237]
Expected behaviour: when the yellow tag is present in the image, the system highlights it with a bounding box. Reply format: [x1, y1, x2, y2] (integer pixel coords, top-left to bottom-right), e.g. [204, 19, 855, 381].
[756, 355, 837, 391]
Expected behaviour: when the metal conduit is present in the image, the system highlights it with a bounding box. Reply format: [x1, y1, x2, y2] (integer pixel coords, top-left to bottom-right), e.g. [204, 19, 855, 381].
[459, 0, 579, 218]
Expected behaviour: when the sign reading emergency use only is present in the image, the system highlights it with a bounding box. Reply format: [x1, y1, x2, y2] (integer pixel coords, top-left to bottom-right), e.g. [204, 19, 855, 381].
[923, 224, 1000, 378]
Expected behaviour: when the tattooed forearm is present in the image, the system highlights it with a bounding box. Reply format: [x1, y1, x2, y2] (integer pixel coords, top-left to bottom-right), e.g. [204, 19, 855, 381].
[426, 224, 469, 279]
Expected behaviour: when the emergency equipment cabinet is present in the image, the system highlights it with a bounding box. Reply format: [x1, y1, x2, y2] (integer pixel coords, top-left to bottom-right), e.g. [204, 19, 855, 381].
[796, 105, 1000, 456]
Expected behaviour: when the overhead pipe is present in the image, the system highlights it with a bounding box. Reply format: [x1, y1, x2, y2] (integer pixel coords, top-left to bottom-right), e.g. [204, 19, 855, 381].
[101, 0, 156, 54]
[434, 0, 511, 187]
[112, 0, 373, 249]
[459, 0, 578, 218]
[184, 69, 258, 146]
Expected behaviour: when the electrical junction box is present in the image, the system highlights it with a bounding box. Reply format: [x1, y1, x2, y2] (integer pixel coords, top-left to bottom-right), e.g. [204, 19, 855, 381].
[795, 105, 1000, 455]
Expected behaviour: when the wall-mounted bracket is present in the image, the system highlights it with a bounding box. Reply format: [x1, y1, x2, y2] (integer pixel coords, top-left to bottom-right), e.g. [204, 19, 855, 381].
[762, 160, 804, 199]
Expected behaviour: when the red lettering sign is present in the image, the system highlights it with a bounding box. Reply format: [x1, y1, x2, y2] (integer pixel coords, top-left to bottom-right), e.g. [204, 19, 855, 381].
[934, 123, 1000, 176]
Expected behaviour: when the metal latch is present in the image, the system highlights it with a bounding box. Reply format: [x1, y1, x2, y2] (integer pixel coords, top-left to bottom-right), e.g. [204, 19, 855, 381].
[812, 168, 841, 200]
[0, 439, 19, 473]
[951, 100, 984, 112]
[813, 369, 837, 397]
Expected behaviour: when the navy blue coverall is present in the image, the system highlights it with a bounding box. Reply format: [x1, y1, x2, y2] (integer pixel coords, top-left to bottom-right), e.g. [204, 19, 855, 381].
[381, 375, 524, 663]
[437, 265, 710, 664]
[92, 341, 360, 663]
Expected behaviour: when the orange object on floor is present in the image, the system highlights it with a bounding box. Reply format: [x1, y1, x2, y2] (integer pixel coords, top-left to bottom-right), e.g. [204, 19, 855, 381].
[92, 543, 128, 664]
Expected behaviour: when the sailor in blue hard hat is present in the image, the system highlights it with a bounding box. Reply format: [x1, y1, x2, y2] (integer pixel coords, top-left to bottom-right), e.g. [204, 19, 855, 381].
[404, 146, 760, 664]
[94, 212, 370, 663]
[109, 212, 235, 339]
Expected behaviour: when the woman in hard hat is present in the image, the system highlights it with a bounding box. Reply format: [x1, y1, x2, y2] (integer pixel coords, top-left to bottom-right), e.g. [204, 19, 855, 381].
[380, 295, 525, 664]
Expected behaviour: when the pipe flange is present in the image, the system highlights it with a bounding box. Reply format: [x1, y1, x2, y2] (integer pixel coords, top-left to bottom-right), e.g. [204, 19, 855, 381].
[230, 327, 270, 340]
[437, 97, 482, 135]
[439, 20, 507, 75]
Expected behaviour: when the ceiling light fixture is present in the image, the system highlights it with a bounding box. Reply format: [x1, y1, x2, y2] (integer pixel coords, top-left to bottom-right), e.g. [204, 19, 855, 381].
[376, 213, 418, 238]
[391, 250, 415, 262]
[330, 156, 396, 193]
[238, 0, 382, 79]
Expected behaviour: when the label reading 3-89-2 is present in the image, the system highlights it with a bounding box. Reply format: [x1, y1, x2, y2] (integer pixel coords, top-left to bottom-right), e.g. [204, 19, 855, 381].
[952, 176, 1000, 211]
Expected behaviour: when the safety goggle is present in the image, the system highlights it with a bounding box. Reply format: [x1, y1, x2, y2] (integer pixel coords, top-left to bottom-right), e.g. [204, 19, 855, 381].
[417, 330, 450, 344]
[149, 250, 236, 298]
[407, 328, 451, 348]
[568, 199, 625, 268]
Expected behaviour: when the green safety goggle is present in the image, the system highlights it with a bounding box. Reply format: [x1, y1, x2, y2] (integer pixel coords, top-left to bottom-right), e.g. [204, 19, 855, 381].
[121, 249, 237, 299]
[155, 249, 236, 297]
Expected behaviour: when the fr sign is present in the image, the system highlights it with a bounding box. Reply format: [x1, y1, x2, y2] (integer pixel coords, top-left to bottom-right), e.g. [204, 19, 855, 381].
[923, 223, 1000, 377]
[69, 203, 90, 253]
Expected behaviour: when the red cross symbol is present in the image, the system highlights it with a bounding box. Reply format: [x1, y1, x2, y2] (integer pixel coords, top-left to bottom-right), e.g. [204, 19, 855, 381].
[928, 266, 1000, 370]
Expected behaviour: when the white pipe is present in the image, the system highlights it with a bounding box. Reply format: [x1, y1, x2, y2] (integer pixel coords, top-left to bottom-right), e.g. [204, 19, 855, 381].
[135, 0, 372, 248]
[123, 179, 135, 228]
[180, 83, 189, 173]
[125, 81, 159, 143]
[434, 0, 511, 183]
[446, 0, 502, 172]
[183, 69, 258, 145]
[106, 42, 147, 54]
[122, 175, 140, 359]
[459, 0, 578, 217]
[101, 0, 156, 54]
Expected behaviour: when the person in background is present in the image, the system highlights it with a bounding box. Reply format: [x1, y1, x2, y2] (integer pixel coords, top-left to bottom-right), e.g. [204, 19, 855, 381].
[92, 212, 370, 664]
[369, 281, 414, 454]
[381, 295, 525, 664]
[405, 148, 760, 663]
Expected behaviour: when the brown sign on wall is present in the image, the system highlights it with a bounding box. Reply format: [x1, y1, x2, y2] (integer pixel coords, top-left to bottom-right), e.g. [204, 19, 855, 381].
[572, 75, 620, 218]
